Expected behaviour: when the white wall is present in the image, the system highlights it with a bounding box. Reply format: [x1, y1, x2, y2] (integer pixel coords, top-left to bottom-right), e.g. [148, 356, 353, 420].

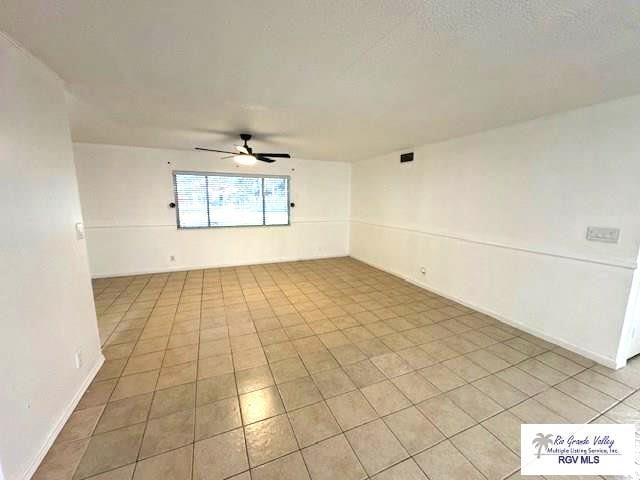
[0, 34, 103, 480]
[73, 143, 351, 277]
[350, 95, 640, 368]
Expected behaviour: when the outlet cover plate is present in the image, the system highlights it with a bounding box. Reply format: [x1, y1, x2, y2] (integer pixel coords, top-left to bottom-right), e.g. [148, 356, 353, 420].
[586, 226, 620, 243]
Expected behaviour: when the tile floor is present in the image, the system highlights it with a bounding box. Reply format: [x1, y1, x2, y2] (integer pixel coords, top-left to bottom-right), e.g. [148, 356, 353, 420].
[34, 257, 640, 479]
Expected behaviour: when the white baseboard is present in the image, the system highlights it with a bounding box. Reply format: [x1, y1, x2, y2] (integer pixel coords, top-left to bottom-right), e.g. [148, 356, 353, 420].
[91, 253, 349, 279]
[21, 354, 105, 480]
[349, 254, 620, 369]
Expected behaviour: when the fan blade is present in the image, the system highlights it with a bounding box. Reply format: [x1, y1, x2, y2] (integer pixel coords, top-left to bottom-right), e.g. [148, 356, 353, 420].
[235, 145, 249, 154]
[256, 155, 276, 163]
[195, 147, 235, 154]
[254, 152, 291, 158]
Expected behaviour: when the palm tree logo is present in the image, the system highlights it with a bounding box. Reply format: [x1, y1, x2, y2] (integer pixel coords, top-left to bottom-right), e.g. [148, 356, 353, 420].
[532, 433, 554, 459]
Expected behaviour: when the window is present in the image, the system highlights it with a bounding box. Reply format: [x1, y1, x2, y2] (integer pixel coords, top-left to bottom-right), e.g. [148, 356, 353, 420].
[173, 171, 290, 228]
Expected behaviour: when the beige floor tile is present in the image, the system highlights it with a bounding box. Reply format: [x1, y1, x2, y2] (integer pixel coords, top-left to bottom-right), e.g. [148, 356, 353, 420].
[67, 260, 640, 480]
[417, 394, 476, 437]
[485, 342, 528, 364]
[472, 374, 528, 408]
[505, 337, 548, 356]
[289, 401, 341, 447]
[133, 445, 192, 480]
[536, 351, 585, 376]
[419, 364, 465, 392]
[331, 344, 367, 366]
[346, 419, 408, 476]
[357, 338, 393, 358]
[447, 384, 503, 421]
[251, 451, 311, 480]
[139, 409, 194, 458]
[257, 328, 288, 346]
[623, 389, 640, 409]
[420, 340, 459, 362]
[510, 398, 567, 423]
[397, 346, 436, 370]
[198, 354, 233, 379]
[518, 359, 567, 385]
[344, 359, 386, 388]
[73, 423, 145, 479]
[196, 374, 236, 406]
[199, 338, 231, 358]
[555, 378, 618, 412]
[163, 344, 198, 367]
[465, 349, 510, 373]
[326, 389, 378, 430]
[193, 428, 249, 480]
[278, 376, 323, 411]
[95, 393, 152, 434]
[236, 365, 274, 394]
[414, 440, 484, 480]
[240, 386, 285, 424]
[157, 361, 197, 389]
[300, 350, 339, 373]
[391, 371, 440, 403]
[370, 352, 413, 378]
[574, 369, 634, 400]
[371, 458, 428, 480]
[123, 352, 164, 376]
[150, 382, 195, 418]
[77, 379, 118, 410]
[593, 362, 640, 389]
[443, 356, 489, 382]
[271, 357, 309, 384]
[312, 368, 356, 399]
[95, 359, 128, 382]
[33, 438, 90, 480]
[244, 414, 298, 467]
[132, 337, 168, 356]
[482, 410, 522, 454]
[233, 347, 267, 371]
[110, 371, 159, 402]
[534, 388, 598, 423]
[195, 396, 242, 440]
[383, 406, 444, 454]
[603, 402, 640, 425]
[58, 405, 105, 443]
[264, 341, 298, 363]
[451, 425, 520, 480]
[89, 464, 135, 480]
[361, 380, 410, 416]
[496, 367, 548, 396]
[103, 342, 136, 361]
[302, 434, 367, 480]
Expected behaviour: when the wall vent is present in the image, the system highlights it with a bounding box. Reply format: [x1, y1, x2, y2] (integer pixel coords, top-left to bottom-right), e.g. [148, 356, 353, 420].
[400, 152, 414, 163]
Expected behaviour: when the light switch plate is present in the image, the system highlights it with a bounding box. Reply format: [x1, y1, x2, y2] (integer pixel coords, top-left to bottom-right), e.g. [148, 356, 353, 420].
[586, 226, 620, 243]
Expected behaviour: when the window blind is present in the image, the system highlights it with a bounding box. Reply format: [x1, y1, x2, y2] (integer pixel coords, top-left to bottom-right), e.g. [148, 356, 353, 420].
[173, 172, 290, 228]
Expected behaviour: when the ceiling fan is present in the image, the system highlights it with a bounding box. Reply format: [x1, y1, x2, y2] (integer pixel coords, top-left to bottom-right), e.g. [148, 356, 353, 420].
[195, 133, 291, 166]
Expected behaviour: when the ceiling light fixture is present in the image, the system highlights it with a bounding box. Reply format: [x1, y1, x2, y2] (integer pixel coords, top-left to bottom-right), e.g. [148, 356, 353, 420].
[234, 154, 257, 166]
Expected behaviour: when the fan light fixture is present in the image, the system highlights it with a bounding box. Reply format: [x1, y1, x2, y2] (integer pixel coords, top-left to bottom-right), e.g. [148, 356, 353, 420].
[195, 133, 291, 165]
[234, 154, 257, 166]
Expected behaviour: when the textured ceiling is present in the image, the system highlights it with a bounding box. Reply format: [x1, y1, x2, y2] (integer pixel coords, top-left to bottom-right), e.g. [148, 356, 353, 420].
[2, 1, 640, 161]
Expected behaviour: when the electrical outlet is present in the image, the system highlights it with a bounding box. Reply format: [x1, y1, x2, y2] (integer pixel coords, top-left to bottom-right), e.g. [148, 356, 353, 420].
[75, 222, 85, 240]
[74, 351, 82, 369]
[420, 266, 426, 275]
[586, 226, 620, 243]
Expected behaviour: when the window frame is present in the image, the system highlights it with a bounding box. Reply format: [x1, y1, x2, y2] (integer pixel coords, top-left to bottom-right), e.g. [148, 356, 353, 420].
[172, 170, 291, 229]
